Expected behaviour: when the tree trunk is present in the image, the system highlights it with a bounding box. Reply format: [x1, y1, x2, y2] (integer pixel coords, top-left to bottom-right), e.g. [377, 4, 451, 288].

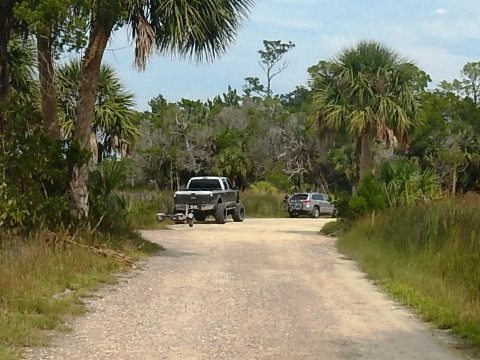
[37, 31, 61, 139]
[69, 24, 111, 218]
[452, 163, 457, 196]
[359, 130, 373, 180]
[0, 1, 15, 113]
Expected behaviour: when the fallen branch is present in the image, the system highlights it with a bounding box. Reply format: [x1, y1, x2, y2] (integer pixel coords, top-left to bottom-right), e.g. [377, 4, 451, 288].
[64, 237, 137, 268]
[45, 230, 137, 269]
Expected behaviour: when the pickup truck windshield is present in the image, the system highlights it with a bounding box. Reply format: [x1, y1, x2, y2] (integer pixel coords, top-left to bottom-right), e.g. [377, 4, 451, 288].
[187, 179, 222, 190]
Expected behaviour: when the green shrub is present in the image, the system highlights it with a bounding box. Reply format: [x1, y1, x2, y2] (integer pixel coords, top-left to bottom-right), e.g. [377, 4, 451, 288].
[379, 158, 442, 207]
[249, 181, 279, 194]
[335, 176, 386, 219]
[88, 161, 131, 234]
[265, 170, 293, 192]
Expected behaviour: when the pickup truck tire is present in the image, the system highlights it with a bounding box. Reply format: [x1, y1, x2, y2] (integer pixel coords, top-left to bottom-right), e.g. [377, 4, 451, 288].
[214, 203, 226, 224]
[232, 203, 245, 222]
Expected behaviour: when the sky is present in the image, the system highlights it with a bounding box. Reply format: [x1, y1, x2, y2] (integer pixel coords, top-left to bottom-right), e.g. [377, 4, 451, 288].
[98, 0, 480, 111]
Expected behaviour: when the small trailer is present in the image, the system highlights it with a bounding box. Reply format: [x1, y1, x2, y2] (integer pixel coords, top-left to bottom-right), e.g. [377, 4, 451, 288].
[156, 207, 195, 227]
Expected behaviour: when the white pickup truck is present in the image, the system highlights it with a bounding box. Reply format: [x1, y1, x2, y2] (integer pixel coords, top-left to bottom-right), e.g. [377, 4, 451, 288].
[156, 176, 245, 226]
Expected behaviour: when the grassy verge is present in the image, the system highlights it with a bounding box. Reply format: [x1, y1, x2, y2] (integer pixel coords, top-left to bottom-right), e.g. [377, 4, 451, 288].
[319, 219, 350, 236]
[335, 194, 480, 346]
[0, 230, 162, 360]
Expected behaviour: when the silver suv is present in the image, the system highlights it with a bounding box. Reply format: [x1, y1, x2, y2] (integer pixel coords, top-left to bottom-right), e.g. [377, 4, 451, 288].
[287, 192, 335, 218]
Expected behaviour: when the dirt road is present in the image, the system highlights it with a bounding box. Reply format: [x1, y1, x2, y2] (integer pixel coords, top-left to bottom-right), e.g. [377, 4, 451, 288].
[25, 218, 466, 359]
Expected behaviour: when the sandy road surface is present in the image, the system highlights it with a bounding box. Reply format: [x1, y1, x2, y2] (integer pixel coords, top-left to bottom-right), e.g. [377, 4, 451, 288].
[25, 218, 467, 359]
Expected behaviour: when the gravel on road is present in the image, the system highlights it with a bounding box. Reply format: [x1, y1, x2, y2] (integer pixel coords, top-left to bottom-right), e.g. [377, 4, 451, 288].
[24, 218, 467, 359]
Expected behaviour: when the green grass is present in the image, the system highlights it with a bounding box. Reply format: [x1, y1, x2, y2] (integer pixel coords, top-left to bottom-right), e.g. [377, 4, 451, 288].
[125, 190, 173, 229]
[336, 194, 480, 346]
[241, 190, 286, 218]
[0, 230, 162, 359]
[320, 220, 350, 236]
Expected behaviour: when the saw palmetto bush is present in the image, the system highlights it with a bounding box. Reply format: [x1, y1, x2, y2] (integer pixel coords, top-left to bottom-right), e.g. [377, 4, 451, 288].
[379, 158, 442, 207]
[88, 160, 132, 234]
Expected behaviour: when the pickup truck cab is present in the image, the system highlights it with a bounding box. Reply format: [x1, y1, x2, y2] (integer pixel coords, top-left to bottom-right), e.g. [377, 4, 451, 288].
[173, 176, 245, 224]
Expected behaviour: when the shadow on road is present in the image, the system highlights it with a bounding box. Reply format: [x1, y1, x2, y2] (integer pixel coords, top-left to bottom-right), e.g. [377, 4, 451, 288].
[159, 250, 198, 258]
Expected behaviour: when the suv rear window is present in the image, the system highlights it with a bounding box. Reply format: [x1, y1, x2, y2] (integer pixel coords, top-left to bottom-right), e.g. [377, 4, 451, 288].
[291, 194, 308, 200]
[188, 179, 222, 190]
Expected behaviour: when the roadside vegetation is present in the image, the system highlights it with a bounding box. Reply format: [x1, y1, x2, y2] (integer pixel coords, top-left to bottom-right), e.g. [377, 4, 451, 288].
[335, 194, 480, 346]
[0, 230, 161, 359]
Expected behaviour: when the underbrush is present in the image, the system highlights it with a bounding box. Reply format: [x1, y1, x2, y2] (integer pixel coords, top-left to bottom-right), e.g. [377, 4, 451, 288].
[240, 191, 286, 218]
[0, 230, 162, 360]
[337, 194, 480, 346]
[125, 190, 173, 229]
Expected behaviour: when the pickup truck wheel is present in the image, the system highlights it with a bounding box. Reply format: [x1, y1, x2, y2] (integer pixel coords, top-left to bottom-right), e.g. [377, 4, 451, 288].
[232, 203, 245, 222]
[214, 203, 226, 224]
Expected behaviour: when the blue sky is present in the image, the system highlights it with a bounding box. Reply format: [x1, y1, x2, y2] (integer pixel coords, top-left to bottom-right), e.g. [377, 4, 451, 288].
[99, 0, 480, 111]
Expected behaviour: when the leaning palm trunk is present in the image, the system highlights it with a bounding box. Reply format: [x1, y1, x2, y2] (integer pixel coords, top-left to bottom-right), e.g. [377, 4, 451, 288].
[69, 24, 111, 218]
[37, 31, 61, 139]
[359, 130, 373, 180]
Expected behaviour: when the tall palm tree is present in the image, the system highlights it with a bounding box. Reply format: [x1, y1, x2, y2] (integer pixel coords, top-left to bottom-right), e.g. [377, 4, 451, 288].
[313, 41, 421, 180]
[70, 0, 256, 218]
[56, 60, 139, 163]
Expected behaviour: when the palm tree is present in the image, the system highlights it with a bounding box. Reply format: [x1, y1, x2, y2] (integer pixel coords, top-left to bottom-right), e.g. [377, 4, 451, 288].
[313, 41, 421, 180]
[56, 60, 139, 163]
[70, 0, 256, 218]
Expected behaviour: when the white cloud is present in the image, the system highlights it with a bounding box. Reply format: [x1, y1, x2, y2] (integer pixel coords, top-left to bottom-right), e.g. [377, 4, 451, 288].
[435, 8, 448, 16]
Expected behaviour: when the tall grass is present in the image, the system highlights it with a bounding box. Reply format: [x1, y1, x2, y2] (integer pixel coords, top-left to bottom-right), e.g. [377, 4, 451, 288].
[125, 190, 173, 229]
[337, 193, 480, 345]
[0, 230, 161, 360]
[240, 190, 286, 218]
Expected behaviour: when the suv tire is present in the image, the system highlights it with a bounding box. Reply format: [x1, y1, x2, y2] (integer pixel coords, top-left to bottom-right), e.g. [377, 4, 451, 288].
[312, 206, 320, 218]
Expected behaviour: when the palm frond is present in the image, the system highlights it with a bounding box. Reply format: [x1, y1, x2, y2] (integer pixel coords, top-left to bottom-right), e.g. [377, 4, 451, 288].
[128, 0, 255, 67]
